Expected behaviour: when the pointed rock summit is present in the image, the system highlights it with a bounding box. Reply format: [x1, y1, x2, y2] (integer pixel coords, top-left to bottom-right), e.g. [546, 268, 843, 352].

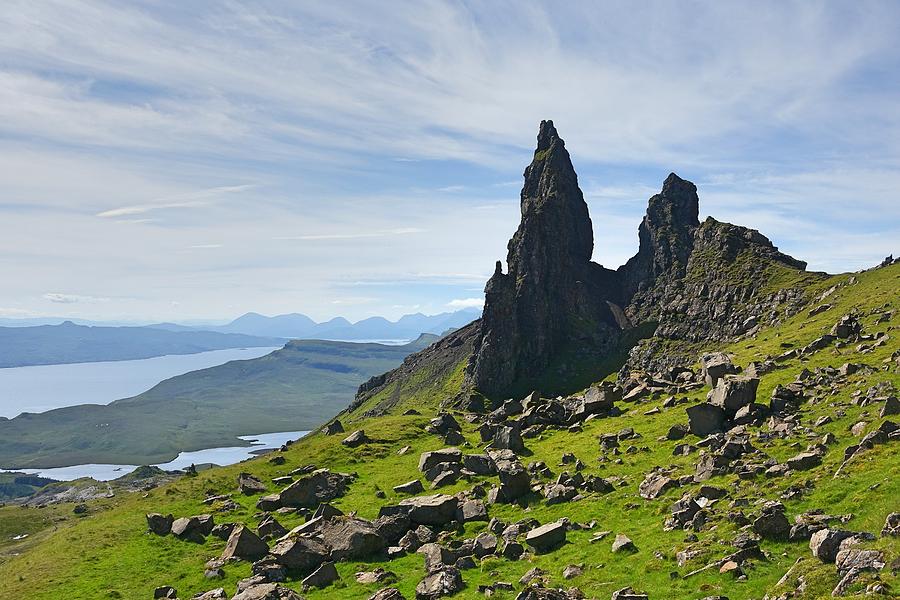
[470, 121, 622, 397]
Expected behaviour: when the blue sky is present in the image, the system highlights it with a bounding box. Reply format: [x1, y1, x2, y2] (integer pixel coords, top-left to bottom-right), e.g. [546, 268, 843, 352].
[0, 1, 898, 322]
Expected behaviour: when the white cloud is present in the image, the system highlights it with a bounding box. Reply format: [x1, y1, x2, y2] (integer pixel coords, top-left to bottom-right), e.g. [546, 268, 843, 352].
[274, 228, 425, 241]
[43, 293, 110, 304]
[447, 298, 485, 309]
[96, 185, 254, 218]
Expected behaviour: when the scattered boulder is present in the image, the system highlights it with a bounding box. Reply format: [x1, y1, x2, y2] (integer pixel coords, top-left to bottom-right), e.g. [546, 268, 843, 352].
[393, 480, 425, 495]
[238, 472, 267, 495]
[146, 513, 173, 536]
[611, 587, 649, 600]
[323, 420, 344, 435]
[686, 403, 726, 436]
[369, 589, 405, 600]
[270, 535, 329, 572]
[222, 525, 269, 561]
[810, 529, 859, 563]
[611, 533, 636, 553]
[525, 520, 567, 551]
[153, 585, 177, 599]
[231, 583, 304, 600]
[710, 375, 759, 416]
[278, 469, 354, 508]
[492, 425, 526, 453]
[753, 502, 790, 540]
[418, 448, 462, 472]
[301, 561, 339, 589]
[701, 352, 737, 388]
[319, 516, 385, 560]
[882, 512, 899, 536]
[342, 430, 370, 447]
[415, 567, 463, 599]
[398, 494, 460, 526]
[638, 472, 677, 500]
[831, 314, 861, 338]
[786, 451, 822, 471]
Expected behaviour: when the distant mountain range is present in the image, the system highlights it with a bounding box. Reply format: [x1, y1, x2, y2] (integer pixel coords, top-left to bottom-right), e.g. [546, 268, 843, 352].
[0, 309, 480, 368]
[150, 308, 481, 340]
[0, 322, 283, 368]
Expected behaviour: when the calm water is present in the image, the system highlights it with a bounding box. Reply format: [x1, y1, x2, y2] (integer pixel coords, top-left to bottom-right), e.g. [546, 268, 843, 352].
[0, 346, 281, 418]
[2, 430, 310, 481]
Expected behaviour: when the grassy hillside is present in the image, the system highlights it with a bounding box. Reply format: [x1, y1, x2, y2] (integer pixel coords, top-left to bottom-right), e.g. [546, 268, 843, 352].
[0, 336, 436, 468]
[0, 321, 284, 368]
[0, 264, 896, 600]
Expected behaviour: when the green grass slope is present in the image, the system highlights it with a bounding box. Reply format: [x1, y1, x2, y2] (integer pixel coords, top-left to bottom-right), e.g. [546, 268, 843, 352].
[0, 336, 436, 468]
[0, 265, 897, 600]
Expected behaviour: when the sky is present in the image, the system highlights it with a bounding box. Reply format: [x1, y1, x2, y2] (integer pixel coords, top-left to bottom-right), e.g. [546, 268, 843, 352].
[1, 1, 898, 323]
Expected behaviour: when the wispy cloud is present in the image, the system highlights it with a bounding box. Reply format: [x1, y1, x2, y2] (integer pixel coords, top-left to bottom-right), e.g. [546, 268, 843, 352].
[43, 292, 110, 304]
[95, 185, 253, 218]
[447, 297, 484, 309]
[274, 228, 425, 241]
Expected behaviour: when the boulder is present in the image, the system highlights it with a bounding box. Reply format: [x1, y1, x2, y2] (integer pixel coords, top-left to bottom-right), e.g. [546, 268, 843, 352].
[753, 502, 790, 540]
[146, 513, 173, 535]
[770, 383, 804, 414]
[830, 314, 861, 338]
[494, 457, 531, 502]
[473, 532, 497, 558]
[525, 520, 566, 551]
[457, 499, 488, 522]
[398, 494, 460, 526]
[393, 480, 425, 495]
[323, 420, 344, 435]
[278, 469, 353, 508]
[270, 535, 329, 572]
[426, 414, 461, 435]
[700, 352, 737, 388]
[492, 425, 525, 453]
[461, 454, 496, 475]
[882, 512, 899, 536]
[881, 396, 900, 418]
[238, 473, 267, 495]
[578, 382, 620, 416]
[638, 473, 677, 500]
[193, 591, 227, 600]
[611, 533, 636, 553]
[710, 375, 759, 415]
[415, 567, 463, 599]
[301, 561, 339, 589]
[418, 542, 454, 573]
[418, 448, 462, 472]
[153, 585, 177, 599]
[810, 529, 859, 563]
[222, 525, 269, 561]
[686, 403, 726, 436]
[786, 451, 822, 471]
[171, 514, 213, 542]
[611, 587, 649, 600]
[319, 516, 385, 560]
[342, 430, 370, 447]
[231, 583, 304, 600]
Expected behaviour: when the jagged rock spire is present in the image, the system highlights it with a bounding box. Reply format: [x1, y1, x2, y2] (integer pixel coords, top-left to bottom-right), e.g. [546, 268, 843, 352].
[469, 121, 620, 397]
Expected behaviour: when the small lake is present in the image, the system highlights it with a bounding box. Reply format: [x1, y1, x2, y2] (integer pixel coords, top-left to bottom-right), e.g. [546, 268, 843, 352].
[2, 430, 310, 482]
[0, 346, 281, 418]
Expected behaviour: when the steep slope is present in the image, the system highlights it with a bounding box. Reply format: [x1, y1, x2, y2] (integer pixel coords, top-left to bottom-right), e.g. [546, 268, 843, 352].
[0, 262, 896, 600]
[0, 336, 436, 468]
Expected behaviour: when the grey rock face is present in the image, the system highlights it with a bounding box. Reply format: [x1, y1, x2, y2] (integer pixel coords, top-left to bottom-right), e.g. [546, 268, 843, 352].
[700, 352, 737, 388]
[470, 120, 623, 397]
[415, 567, 463, 599]
[277, 469, 353, 508]
[146, 513, 173, 535]
[710, 376, 759, 416]
[398, 494, 460, 526]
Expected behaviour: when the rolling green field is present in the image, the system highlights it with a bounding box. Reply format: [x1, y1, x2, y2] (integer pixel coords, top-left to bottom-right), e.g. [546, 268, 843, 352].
[0, 264, 897, 599]
[0, 336, 435, 468]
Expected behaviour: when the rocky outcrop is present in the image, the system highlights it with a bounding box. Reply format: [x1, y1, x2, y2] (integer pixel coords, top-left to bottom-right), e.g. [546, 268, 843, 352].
[469, 121, 623, 397]
[357, 120, 815, 401]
